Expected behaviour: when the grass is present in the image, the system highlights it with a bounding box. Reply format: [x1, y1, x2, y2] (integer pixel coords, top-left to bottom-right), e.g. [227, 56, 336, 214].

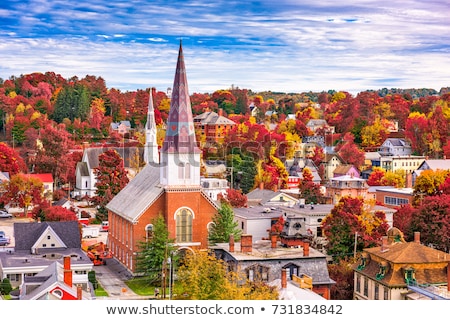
[95, 284, 109, 297]
[126, 277, 155, 296]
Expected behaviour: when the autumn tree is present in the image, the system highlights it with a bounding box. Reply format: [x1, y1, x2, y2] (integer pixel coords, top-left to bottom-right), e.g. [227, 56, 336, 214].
[334, 133, 365, 169]
[404, 112, 429, 156]
[0, 173, 44, 216]
[298, 167, 323, 204]
[327, 257, 356, 300]
[93, 149, 129, 221]
[413, 169, 449, 199]
[393, 204, 416, 239]
[41, 206, 78, 222]
[409, 194, 450, 252]
[208, 203, 242, 245]
[135, 214, 175, 286]
[0, 142, 27, 175]
[218, 188, 248, 208]
[322, 196, 389, 262]
[175, 249, 278, 300]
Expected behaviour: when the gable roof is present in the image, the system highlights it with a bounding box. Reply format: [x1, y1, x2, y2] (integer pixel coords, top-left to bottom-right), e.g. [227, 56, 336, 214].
[82, 146, 143, 170]
[333, 164, 358, 175]
[105, 164, 163, 222]
[194, 111, 236, 125]
[14, 221, 81, 251]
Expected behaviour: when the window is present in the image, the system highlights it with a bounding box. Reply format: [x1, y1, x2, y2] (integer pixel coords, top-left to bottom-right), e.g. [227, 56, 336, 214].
[383, 286, 388, 300]
[176, 209, 193, 242]
[7, 274, 19, 282]
[145, 224, 154, 240]
[374, 283, 379, 300]
[363, 277, 368, 296]
[246, 264, 269, 282]
[356, 274, 361, 293]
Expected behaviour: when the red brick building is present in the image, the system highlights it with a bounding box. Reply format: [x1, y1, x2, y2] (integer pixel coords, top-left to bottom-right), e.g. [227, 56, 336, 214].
[106, 42, 218, 274]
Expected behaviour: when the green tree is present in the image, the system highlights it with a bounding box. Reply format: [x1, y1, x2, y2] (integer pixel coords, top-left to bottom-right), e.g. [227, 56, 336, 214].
[208, 203, 242, 245]
[0, 278, 12, 295]
[135, 214, 175, 286]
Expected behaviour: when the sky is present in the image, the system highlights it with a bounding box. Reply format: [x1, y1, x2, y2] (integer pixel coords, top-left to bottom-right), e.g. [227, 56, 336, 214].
[0, 0, 449, 95]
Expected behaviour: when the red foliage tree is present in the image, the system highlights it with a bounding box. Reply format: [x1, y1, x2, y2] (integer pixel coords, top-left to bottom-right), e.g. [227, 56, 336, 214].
[410, 194, 450, 252]
[334, 133, 365, 169]
[393, 204, 416, 239]
[43, 206, 78, 222]
[219, 188, 248, 208]
[0, 142, 27, 175]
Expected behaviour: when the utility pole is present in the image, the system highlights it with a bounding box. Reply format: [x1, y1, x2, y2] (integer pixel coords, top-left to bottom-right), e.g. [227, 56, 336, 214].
[354, 232, 358, 259]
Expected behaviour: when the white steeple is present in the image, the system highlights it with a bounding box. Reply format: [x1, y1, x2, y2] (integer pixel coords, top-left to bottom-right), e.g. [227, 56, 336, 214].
[143, 88, 159, 165]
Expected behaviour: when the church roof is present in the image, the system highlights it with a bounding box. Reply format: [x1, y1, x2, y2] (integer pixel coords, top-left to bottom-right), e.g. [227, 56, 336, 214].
[161, 42, 200, 154]
[105, 164, 163, 222]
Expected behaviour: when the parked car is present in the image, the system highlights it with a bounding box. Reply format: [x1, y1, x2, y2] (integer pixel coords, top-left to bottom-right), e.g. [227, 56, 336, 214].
[0, 230, 10, 246]
[0, 210, 12, 218]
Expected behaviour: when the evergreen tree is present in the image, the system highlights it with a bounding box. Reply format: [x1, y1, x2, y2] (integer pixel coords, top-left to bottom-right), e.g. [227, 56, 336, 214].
[208, 202, 242, 245]
[135, 214, 176, 285]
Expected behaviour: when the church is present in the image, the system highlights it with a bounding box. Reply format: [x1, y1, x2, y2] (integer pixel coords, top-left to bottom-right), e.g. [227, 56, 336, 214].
[106, 42, 219, 274]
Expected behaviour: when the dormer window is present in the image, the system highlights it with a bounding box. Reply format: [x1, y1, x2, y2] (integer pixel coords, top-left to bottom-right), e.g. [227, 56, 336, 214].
[357, 252, 369, 270]
[376, 262, 388, 280]
[404, 267, 416, 285]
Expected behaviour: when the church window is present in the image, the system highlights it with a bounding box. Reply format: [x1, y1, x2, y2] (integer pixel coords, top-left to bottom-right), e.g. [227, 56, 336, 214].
[145, 224, 154, 240]
[176, 209, 193, 242]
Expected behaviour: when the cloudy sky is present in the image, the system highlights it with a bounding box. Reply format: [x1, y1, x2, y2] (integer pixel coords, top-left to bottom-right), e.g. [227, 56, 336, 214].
[0, 0, 449, 95]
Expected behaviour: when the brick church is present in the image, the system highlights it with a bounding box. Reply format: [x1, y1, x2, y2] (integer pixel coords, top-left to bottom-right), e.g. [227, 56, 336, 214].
[106, 42, 219, 274]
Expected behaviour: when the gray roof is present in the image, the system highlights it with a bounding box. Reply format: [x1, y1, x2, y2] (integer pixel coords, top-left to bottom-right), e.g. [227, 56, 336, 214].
[106, 164, 163, 222]
[83, 146, 144, 169]
[14, 221, 81, 251]
[246, 188, 281, 204]
[76, 162, 89, 177]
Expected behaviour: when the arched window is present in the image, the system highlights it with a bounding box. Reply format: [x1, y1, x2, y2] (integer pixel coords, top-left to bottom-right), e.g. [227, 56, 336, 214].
[176, 208, 193, 242]
[145, 224, 154, 241]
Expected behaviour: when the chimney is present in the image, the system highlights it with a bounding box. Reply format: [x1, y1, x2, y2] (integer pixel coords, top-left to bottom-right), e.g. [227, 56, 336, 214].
[303, 241, 310, 257]
[281, 268, 287, 289]
[414, 232, 420, 244]
[229, 234, 235, 253]
[259, 182, 264, 190]
[77, 285, 83, 300]
[63, 256, 73, 287]
[271, 233, 277, 249]
[241, 234, 253, 253]
[381, 236, 389, 252]
[218, 108, 223, 116]
[405, 173, 413, 188]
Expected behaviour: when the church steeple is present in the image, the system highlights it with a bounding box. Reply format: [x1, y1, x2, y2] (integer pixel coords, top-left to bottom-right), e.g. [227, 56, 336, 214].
[143, 88, 159, 165]
[160, 41, 201, 186]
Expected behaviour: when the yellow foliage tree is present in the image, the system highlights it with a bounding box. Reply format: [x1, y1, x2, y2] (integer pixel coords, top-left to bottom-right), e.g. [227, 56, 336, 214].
[175, 250, 278, 300]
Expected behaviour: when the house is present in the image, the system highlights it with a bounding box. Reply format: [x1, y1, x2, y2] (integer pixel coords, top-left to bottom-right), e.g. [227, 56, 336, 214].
[246, 187, 299, 208]
[0, 221, 93, 289]
[193, 110, 236, 143]
[232, 203, 394, 242]
[110, 120, 131, 136]
[18, 256, 94, 300]
[211, 234, 335, 299]
[380, 155, 425, 174]
[333, 164, 360, 178]
[353, 230, 450, 300]
[378, 138, 412, 157]
[28, 173, 54, 199]
[73, 146, 144, 198]
[325, 174, 369, 205]
[412, 158, 450, 186]
[201, 177, 229, 201]
[285, 158, 322, 186]
[105, 42, 219, 274]
[269, 268, 327, 300]
[321, 153, 344, 182]
[306, 119, 330, 134]
[368, 186, 414, 209]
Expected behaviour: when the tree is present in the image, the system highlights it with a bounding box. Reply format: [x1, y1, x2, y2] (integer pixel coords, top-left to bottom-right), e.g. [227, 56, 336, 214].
[298, 167, 323, 204]
[175, 249, 278, 300]
[0, 173, 44, 216]
[327, 257, 355, 300]
[41, 206, 78, 222]
[208, 203, 242, 245]
[93, 149, 129, 221]
[0, 278, 12, 295]
[218, 188, 248, 208]
[135, 214, 175, 286]
[322, 196, 389, 262]
[393, 204, 416, 239]
[334, 133, 365, 169]
[410, 194, 450, 252]
[0, 142, 27, 175]
[413, 169, 449, 198]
